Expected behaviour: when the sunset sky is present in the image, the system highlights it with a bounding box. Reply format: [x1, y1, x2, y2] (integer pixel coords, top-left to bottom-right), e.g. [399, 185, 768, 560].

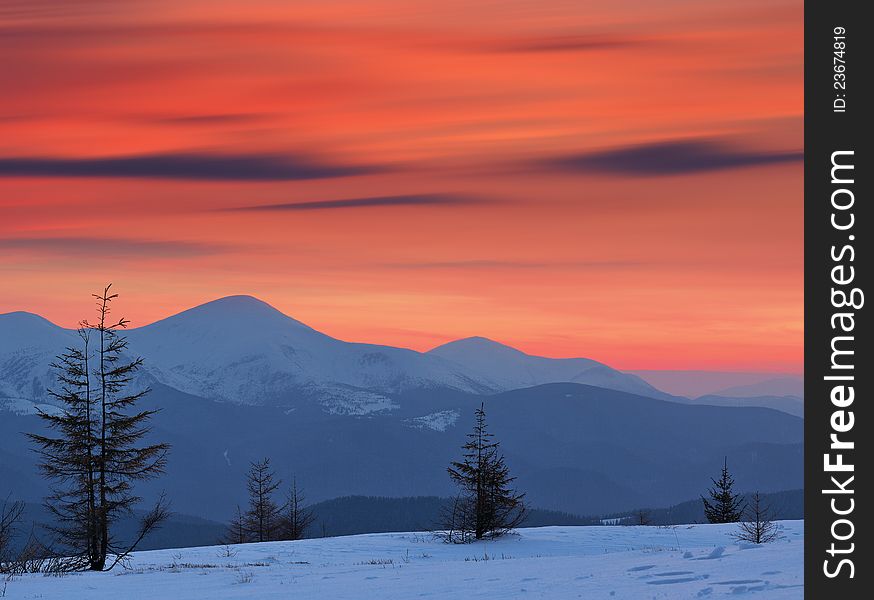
[0, 0, 802, 372]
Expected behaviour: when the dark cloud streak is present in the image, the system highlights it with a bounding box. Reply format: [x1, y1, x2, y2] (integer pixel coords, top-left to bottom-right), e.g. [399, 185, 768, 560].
[0, 0, 123, 21]
[488, 34, 646, 53]
[228, 194, 477, 212]
[543, 139, 803, 176]
[151, 113, 268, 126]
[0, 237, 229, 258]
[0, 153, 376, 181]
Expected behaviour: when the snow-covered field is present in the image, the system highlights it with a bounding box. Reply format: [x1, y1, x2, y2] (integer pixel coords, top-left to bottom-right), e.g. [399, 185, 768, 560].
[3, 522, 803, 599]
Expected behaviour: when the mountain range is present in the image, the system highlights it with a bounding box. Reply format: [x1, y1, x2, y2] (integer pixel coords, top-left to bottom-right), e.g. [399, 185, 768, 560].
[0, 296, 803, 523]
[0, 295, 668, 412]
[629, 369, 804, 400]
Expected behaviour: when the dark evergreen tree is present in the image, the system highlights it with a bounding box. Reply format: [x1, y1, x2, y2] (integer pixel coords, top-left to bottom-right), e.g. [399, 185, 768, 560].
[443, 403, 526, 542]
[702, 457, 745, 524]
[244, 458, 281, 542]
[223, 505, 248, 545]
[734, 492, 779, 544]
[278, 477, 316, 541]
[29, 331, 98, 568]
[29, 285, 170, 571]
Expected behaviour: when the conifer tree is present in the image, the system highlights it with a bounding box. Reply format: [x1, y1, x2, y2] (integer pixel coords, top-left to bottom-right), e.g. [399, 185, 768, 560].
[278, 477, 316, 541]
[734, 492, 779, 544]
[444, 403, 526, 542]
[29, 285, 170, 571]
[244, 458, 281, 542]
[223, 505, 248, 545]
[702, 457, 745, 524]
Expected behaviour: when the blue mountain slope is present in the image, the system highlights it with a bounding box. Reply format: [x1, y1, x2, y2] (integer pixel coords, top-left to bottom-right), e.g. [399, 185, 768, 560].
[1, 382, 802, 521]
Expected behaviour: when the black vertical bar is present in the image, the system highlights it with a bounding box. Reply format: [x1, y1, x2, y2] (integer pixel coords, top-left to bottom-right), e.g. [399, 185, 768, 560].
[805, 0, 870, 597]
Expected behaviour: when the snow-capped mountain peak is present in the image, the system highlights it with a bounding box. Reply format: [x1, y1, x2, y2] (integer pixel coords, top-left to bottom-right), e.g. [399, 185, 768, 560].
[0, 311, 73, 350]
[428, 336, 528, 359]
[428, 333, 664, 400]
[1, 296, 671, 408]
[140, 295, 317, 333]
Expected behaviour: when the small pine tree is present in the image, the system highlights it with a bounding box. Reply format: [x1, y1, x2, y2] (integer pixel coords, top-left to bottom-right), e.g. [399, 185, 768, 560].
[702, 457, 745, 524]
[443, 403, 526, 542]
[29, 286, 169, 571]
[438, 495, 476, 544]
[244, 458, 281, 542]
[223, 505, 248, 545]
[278, 477, 316, 541]
[734, 492, 779, 544]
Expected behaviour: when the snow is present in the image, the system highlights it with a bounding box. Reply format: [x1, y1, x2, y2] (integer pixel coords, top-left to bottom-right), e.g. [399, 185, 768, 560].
[428, 337, 669, 400]
[0, 397, 63, 416]
[405, 410, 460, 431]
[0, 312, 75, 404]
[319, 388, 398, 415]
[120, 296, 486, 404]
[0, 312, 75, 354]
[3, 522, 803, 599]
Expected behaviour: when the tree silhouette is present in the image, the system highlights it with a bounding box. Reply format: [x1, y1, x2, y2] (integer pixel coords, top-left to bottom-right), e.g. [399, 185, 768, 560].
[443, 403, 526, 542]
[29, 285, 170, 570]
[702, 457, 745, 524]
[278, 477, 316, 541]
[734, 492, 779, 544]
[244, 458, 281, 542]
[223, 505, 248, 545]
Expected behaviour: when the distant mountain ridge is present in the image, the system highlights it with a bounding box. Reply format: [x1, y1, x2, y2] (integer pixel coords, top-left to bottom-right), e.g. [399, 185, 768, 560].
[0, 381, 802, 521]
[428, 336, 657, 399]
[628, 369, 803, 399]
[712, 378, 804, 398]
[693, 394, 803, 418]
[0, 295, 669, 410]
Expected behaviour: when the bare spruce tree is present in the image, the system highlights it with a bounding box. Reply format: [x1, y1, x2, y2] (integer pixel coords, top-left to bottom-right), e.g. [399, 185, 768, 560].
[734, 492, 779, 544]
[278, 477, 316, 541]
[438, 494, 476, 544]
[0, 497, 25, 571]
[223, 505, 248, 545]
[702, 457, 745, 524]
[244, 458, 281, 542]
[443, 403, 526, 542]
[28, 285, 170, 571]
